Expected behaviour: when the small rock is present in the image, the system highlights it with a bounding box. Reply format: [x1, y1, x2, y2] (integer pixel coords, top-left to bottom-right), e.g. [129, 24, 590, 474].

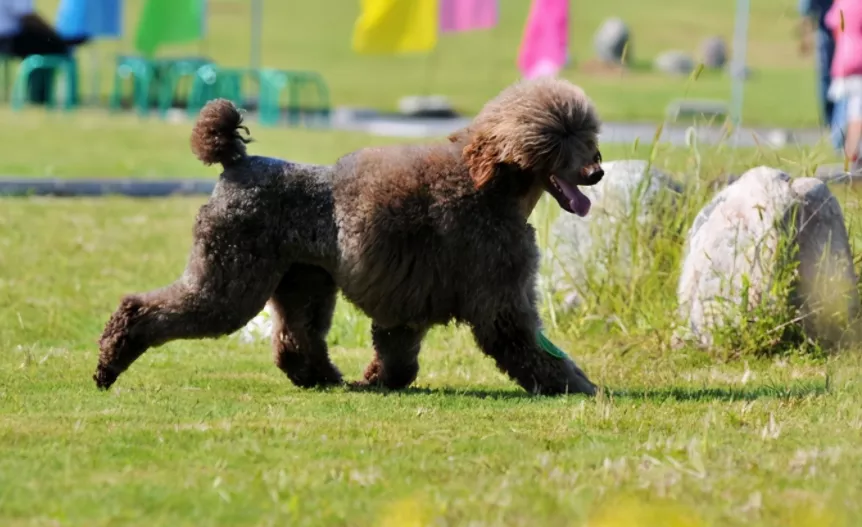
[666, 99, 729, 121]
[397, 95, 458, 118]
[765, 128, 790, 148]
[654, 50, 695, 76]
[728, 62, 754, 80]
[676, 166, 860, 350]
[165, 108, 188, 124]
[700, 36, 727, 69]
[237, 303, 275, 343]
[593, 18, 631, 65]
[814, 163, 847, 181]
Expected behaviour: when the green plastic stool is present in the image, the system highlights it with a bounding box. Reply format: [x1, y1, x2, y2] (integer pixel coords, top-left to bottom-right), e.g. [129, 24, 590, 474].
[257, 68, 331, 127]
[187, 64, 246, 118]
[109, 55, 156, 116]
[155, 57, 213, 117]
[11, 54, 79, 111]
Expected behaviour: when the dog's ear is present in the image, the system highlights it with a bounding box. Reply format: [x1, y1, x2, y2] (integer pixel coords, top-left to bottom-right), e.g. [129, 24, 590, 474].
[447, 127, 469, 143]
[452, 126, 502, 188]
[462, 131, 507, 189]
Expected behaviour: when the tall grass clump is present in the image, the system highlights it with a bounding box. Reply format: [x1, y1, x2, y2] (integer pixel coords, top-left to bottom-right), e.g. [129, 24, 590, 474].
[533, 126, 852, 359]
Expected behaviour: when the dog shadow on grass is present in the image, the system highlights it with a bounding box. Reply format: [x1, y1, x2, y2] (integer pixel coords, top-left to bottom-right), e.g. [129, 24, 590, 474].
[343, 381, 829, 402]
[606, 382, 829, 402]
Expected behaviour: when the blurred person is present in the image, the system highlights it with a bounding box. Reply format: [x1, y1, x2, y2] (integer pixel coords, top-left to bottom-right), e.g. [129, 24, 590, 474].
[0, 0, 87, 104]
[798, 0, 836, 131]
[825, 0, 862, 167]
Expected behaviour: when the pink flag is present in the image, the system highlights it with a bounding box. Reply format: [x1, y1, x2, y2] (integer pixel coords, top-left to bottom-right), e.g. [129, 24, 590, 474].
[517, 0, 569, 79]
[439, 0, 498, 33]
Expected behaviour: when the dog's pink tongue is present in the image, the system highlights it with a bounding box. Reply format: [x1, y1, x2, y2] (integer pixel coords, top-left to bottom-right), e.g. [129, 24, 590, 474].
[558, 179, 591, 217]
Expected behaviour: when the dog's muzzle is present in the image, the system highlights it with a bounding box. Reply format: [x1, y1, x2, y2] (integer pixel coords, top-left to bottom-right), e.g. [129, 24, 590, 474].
[579, 151, 604, 186]
[582, 165, 604, 185]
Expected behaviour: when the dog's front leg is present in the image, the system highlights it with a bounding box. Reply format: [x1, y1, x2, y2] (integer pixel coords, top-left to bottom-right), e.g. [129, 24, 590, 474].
[468, 308, 596, 396]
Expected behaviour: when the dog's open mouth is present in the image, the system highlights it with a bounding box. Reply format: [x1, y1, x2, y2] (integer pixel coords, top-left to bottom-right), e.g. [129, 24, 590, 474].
[547, 175, 591, 217]
[545, 156, 603, 217]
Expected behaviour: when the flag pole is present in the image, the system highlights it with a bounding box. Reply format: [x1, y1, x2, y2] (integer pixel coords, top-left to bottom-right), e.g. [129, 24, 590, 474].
[250, 0, 263, 70]
[729, 0, 750, 140]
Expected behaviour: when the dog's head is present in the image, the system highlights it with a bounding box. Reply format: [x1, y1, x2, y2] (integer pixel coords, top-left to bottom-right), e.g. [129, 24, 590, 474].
[454, 78, 603, 217]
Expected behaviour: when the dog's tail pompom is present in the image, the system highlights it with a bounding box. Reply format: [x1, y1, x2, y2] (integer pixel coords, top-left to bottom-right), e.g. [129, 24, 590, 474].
[190, 98, 251, 167]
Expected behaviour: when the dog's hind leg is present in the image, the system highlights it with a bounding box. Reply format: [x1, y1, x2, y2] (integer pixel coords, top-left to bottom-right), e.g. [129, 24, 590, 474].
[270, 264, 342, 388]
[355, 323, 428, 390]
[467, 306, 596, 396]
[94, 247, 283, 390]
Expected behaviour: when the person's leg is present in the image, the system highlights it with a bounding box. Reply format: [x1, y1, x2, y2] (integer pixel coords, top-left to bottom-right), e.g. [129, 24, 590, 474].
[815, 28, 836, 127]
[831, 96, 847, 152]
[843, 93, 862, 167]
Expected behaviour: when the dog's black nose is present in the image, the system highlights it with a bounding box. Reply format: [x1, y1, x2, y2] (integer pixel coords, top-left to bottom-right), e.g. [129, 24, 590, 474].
[587, 169, 604, 185]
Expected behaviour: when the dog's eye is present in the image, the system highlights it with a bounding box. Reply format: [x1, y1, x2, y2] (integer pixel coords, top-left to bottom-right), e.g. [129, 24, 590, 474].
[594, 151, 602, 163]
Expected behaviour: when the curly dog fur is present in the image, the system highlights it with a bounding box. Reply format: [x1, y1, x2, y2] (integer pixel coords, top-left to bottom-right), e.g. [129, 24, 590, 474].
[94, 77, 605, 396]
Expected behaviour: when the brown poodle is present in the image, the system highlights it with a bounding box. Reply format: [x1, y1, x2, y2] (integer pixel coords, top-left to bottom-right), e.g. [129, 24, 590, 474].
[93, 77, 605, 396]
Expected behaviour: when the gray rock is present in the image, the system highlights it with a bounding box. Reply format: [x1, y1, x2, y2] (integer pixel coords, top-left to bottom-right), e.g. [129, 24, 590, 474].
[654, 50, 695, 76]
[397, 95, 457, 118]
[728, 63, 754, 80]
[593, 18, 631, 64]
[675, 166, 860, 350]
[544, 160, 684, 310]
[665, 99, 729, 122]
[815, 162, 862, 183]
[700, 36, 727, 69]
[764, 128, 791, 148]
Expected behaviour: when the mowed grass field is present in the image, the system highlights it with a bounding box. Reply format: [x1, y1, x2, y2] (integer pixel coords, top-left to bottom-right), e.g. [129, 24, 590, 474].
[27, 0, 823, 127]
[1, 107, 862, 527]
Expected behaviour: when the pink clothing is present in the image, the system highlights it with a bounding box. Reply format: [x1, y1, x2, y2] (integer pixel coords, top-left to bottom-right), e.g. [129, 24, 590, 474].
[517, 0, 568, 79]
[439, 0, 497, 33]
[826, 0, 862, 78]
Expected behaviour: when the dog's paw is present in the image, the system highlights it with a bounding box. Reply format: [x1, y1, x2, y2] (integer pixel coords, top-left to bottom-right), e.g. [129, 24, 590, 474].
[560, 358, 597, 396]
[284, 368, 344, 390]
[347, 379, 375, 390]
[93, 366, 118, 391]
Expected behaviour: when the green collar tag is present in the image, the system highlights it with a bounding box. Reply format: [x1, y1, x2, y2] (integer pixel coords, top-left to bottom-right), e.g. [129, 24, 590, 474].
[537, 330, 569, 360]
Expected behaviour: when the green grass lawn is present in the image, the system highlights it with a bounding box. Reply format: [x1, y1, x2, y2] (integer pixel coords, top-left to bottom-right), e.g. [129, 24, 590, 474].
[1, 109, 862, 526]
[24, 0, 824, 127]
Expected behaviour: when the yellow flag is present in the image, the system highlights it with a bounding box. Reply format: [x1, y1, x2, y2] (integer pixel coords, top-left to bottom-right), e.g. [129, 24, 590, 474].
[352, 0, 439, 54]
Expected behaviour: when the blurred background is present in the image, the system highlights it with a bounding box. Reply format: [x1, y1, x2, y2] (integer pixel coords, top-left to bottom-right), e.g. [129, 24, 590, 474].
[1, 0, 824, 137]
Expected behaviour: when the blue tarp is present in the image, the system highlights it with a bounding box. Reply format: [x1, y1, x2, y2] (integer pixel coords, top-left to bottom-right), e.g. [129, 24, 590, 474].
[55, 0, 123, 39]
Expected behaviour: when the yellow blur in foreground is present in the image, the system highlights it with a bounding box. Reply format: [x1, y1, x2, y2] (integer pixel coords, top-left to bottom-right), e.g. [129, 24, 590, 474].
[375, 494, 848, 526]
[378, 496, 432, 527]
[587, 497, 704, 527]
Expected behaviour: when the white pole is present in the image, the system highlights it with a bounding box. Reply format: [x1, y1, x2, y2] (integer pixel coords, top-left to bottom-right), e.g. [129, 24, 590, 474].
[729, 0, 750, 136]
[251, 0, 263, 70]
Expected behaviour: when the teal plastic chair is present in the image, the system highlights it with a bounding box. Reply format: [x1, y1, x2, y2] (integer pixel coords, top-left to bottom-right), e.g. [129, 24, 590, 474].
[187, 64, 245, 118]
[257, 69, 330, 127]
[155, 57, 213, 117]
[11, 54, 79, 111]
[109, 55, 157, 116]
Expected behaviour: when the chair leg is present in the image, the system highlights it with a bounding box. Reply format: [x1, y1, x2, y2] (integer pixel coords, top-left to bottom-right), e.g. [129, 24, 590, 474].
[1, 59, 9, 103]
[11, 62, 33, 111]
